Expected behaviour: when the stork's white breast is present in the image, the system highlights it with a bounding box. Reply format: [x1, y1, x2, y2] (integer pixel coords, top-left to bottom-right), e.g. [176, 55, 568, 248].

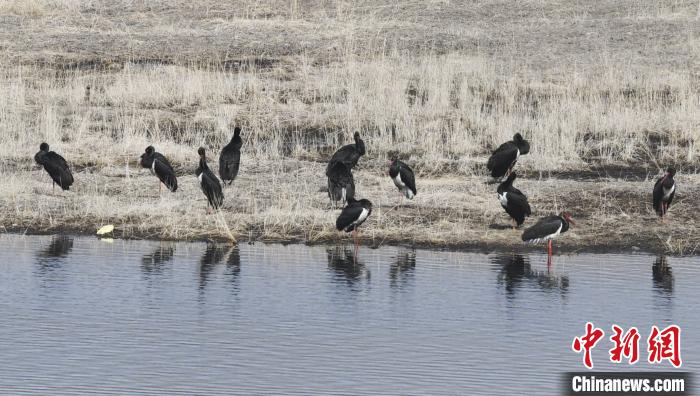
[498, 192, 508, 207]
[546, 223, 564, 240]
[393, 174, 405, 189]
[663, 184, 675, 200]
[354, 208, 370, 225]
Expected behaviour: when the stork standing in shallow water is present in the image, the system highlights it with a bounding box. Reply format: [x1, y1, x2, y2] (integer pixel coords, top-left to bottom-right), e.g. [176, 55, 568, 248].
[336, 198, 372, 253]
[196, 147, 224, 213]
[653, 167, 676, 221]
[487, 133, 530, 179]
[388, 158, 416, 204]
[34, 143, 74, 192]
[140, 146, 177, 193]
[219, 126, 242, 186]
[521, 212, 575, 264]
[497, 172, 531, 228]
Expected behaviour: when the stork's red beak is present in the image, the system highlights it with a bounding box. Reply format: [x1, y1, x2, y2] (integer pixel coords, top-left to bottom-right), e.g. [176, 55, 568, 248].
[567, 217, 576, 226]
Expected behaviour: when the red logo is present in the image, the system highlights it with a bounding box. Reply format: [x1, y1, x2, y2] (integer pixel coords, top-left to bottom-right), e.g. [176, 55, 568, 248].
[609, 325, 640, 364]
[648, 325, 682, 368]
[572, 323, 682, 369]
[572, 322, 605, 369]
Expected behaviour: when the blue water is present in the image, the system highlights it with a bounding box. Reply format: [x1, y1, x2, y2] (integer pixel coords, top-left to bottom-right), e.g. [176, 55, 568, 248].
[0, 234, 697, 395]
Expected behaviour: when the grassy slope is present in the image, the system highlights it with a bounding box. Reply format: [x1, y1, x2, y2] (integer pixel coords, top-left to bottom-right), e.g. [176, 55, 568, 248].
[1, 0, 700, 253]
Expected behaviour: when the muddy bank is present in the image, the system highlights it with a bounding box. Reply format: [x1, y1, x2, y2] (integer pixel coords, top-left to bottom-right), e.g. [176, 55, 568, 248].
[1, 159, 698, 255]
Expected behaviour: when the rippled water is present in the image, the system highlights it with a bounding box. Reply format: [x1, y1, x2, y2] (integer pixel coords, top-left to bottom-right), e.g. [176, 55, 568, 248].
[0, 234, 697, 395]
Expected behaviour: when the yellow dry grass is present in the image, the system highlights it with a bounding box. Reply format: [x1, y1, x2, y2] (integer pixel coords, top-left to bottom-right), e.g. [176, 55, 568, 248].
[1, 0, 700, 253]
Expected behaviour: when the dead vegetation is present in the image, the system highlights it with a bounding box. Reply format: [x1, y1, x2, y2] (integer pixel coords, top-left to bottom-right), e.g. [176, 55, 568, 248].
[1, 0, 700, 253]
[3, 159, 700, 254]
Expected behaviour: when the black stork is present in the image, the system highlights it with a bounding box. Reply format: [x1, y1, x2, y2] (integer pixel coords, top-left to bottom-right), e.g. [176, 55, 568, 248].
[140, 146, 178, 193]
[327, 161, 355, 208]
[522, 212, 575, 263]
[336, 197, 372, 252]
[388, 158, 417, 201]
[487, 133, 530, 179]
[497, 172, 531, 228]
[326, 131, 366, 176]
[34, 142, 74, 192]
[196, 147, 224, 213]
[653, 167, 676, 221]
[219, 126, 242, 186]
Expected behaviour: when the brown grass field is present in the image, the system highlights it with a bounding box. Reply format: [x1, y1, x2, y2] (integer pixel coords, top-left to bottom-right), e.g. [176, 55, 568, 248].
[2, 0, 700, 253]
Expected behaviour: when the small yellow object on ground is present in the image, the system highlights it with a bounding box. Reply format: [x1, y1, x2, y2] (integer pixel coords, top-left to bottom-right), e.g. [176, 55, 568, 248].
[96, 224, 114, 235]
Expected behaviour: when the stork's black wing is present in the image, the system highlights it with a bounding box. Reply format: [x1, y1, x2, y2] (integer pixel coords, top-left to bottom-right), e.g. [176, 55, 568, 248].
[336, 204, 365, 232]
[201, 171, 224, 208]
[326, 144, 360, 176]
[398, 162, 417, 195]
[219, 148, 241, 185]
[652, 177, 664, 214]
[43, 152, 74, 190]
[487, 142, 518, 178]
[522, 215, 562, 242]
[508, 191, 531, 216]
[327, 162, 355, 203]
[154, 158, 177, 192]
[153, 153, 173, 169]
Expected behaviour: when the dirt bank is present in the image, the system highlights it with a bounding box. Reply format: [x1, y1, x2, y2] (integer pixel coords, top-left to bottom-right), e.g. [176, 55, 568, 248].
[2, 158, 698, 255]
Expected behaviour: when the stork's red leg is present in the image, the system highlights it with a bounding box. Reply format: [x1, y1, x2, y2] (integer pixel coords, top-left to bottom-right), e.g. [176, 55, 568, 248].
[548, 240, 553, 257]
[662, 203, 667, 222]
[353, 229, 359, 256]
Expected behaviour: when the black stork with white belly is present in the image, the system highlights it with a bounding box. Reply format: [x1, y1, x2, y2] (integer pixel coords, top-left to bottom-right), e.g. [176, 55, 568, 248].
[653, 167, 676, 221]
[34, 143, 74, 192]
[497, 172, 531, 228]
[196, 147, 224, 213]
[140, 146, 178, 193]
[487, 133, 530, 179]
[522, 212, 575, 264]
[336, 197, 372, 253]
[219, 126, 242, 186]
[326, 131, 366, 176]
[388, 158, 417, 202]
[327, 161, 355, 208]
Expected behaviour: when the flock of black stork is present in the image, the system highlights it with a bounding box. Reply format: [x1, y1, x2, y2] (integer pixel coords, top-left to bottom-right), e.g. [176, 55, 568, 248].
[34, 129, 676, 260]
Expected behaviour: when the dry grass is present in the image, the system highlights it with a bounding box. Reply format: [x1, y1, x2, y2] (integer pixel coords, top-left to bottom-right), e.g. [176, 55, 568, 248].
[2, 161, 700, 253]
[3, 57, 700, 171]
[1, 0, 700, 252]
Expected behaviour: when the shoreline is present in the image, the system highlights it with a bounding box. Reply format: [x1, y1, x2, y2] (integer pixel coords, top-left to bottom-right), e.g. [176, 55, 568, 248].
[0, 225, 679, 256]
[3, 159, 698, 256]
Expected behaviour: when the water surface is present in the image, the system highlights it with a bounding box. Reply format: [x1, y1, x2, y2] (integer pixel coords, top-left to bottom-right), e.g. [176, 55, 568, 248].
[0, 234, 697, 395]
